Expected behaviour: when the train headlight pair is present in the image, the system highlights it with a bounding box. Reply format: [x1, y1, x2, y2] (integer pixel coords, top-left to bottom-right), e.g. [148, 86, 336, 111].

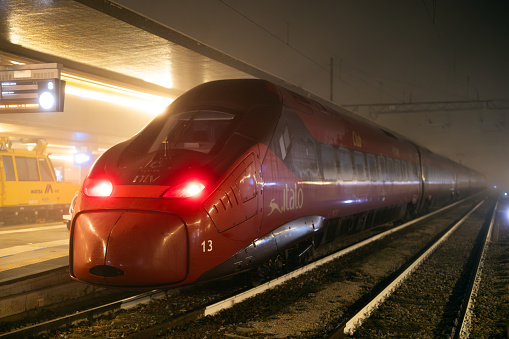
[83, 178, 205, 199]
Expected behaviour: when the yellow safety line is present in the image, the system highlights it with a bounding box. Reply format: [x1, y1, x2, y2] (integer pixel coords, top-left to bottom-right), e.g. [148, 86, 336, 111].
[0, 224, 65, 235]
[0, 239, 68, 257]
[0, 250, 68, 272]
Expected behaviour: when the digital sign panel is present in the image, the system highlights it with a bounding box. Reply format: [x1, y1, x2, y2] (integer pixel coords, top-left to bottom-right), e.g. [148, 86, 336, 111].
[0, 79, 66, 113]
[0, 63, 65, 113]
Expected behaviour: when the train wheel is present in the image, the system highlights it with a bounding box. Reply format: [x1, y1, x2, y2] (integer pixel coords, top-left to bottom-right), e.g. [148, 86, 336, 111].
[249, 264, 271, 287]
[404, 203, 417, 221]
[297, 243, 314, 266]
[423, 198, 432, 213]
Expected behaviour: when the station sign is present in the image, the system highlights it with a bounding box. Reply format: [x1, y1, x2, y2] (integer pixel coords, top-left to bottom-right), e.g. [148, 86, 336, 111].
[0, 63, 66, 113]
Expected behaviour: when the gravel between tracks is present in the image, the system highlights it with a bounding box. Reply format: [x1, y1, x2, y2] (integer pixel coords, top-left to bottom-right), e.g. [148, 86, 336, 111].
[468, 201, 509, 338]
[353, 199, 492, 338]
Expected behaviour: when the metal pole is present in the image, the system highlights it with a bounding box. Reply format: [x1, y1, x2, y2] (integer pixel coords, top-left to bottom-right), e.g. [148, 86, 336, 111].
[330, 57, 333, 101]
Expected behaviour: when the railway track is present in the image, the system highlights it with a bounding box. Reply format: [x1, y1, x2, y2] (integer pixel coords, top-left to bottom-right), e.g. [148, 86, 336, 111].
[331, 197, 495, 337]
[0, 195, 491, 338]
[468, 195, 509, 337]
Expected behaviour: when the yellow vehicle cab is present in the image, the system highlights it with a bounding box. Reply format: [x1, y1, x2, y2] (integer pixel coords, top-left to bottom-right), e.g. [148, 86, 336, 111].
[0, 137, 79, 225]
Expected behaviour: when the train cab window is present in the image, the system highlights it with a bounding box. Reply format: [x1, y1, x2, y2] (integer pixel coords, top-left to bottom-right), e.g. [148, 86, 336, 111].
[126, 110, 235, 156]
[386, 158, 394, 181]
[171, 111, 234, 154]
[367, 154, 377, 182]
[337, 148, 353, 181]
[353, 151, 366, 181]
[2, 156, 15, 181]
[38, 158, 54, 181]
[321, 144, 337, 181]
[15, 157, 40, 181]
[377, 155, 386, 182]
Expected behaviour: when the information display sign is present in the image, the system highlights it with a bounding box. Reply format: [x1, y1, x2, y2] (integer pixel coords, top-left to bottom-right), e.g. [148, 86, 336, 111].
[0, 64, 66, 113]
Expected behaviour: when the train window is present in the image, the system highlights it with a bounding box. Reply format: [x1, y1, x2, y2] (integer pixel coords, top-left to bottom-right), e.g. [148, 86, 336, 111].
[353, 151, 366, 181]
[15, 157, 40, 181]
[394, 160, 402, 181]
[377, 155, 386, 182]
[2, 156, 15, 181]
[38, 158, 54, 181]
[401, 161, 408, 181]
[386, 158, 394, 181]
[367, 154, 377, 181]
[279, 125, 291, 160]
[321, 144, 337, 181]
[409, 162, 415, 180]
[409, 161, 416, 180]
[337, 148, 353, 181]
[289, 136, 320, 181]
[407, 162, 413, 180]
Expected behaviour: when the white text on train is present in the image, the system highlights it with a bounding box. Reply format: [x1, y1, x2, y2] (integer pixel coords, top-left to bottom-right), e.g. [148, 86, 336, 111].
[132, 175, 160, 183]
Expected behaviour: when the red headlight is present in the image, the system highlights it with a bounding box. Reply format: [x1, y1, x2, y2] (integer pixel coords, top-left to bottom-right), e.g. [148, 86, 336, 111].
[83, 178, 113, 197]
[162, 181, 205, 198]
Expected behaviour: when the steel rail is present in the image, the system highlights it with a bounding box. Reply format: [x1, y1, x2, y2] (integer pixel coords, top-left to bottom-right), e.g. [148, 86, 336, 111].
[0, 290, 168, 338]
[456, 200, 498, 338]
[330, 199, 485, 337]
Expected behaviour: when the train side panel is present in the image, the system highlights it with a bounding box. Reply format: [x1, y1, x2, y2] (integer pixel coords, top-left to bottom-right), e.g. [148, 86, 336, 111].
[69, 79, 486, 289]
[417, 146, 485, 213]
[260, 100, 422, 242]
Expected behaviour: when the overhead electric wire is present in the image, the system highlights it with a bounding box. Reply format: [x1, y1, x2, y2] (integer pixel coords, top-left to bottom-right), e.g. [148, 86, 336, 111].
[217, 0, 483, 105]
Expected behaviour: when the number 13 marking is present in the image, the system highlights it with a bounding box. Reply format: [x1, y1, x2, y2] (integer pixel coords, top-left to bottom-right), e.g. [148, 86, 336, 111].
[201, 240, 213, 252]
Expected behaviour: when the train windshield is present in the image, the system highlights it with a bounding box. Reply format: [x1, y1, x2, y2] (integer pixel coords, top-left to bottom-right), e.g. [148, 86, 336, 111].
[125, 109, 237, 157]
[162, 110, 234, 154]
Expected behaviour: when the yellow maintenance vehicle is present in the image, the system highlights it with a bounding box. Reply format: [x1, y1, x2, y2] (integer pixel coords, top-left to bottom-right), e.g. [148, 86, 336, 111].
[0, 137, 79, 225]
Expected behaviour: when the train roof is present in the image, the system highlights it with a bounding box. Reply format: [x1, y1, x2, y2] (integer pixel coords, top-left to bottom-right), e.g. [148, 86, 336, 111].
[169, 79, 283, 112]
[165, 79, 481, 174]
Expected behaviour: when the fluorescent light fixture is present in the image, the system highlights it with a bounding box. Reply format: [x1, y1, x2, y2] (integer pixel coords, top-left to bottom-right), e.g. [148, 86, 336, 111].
[74, 152, 92, 165]
[62, 73, 173, 116]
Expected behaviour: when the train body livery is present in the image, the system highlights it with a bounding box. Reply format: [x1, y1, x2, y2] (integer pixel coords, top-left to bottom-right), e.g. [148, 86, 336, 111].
[0, 138, 79, 224]
[69, 79, 485, 288]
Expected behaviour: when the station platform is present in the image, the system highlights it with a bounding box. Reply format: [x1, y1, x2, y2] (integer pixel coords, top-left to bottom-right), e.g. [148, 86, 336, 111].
[0, 222, 112, 322]
[0, 222, 69, 284]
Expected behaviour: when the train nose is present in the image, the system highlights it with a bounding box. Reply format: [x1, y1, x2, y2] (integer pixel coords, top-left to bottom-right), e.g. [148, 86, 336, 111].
[71, 211, 188, 287]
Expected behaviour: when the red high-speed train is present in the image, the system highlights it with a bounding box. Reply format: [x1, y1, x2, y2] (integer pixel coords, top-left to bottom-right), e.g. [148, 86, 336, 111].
[69, 79, 485, 288]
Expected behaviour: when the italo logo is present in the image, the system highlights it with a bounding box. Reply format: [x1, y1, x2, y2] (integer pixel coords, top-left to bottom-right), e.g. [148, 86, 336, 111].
[133, 175, 160, 183]
[268, 183, 304, 216]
